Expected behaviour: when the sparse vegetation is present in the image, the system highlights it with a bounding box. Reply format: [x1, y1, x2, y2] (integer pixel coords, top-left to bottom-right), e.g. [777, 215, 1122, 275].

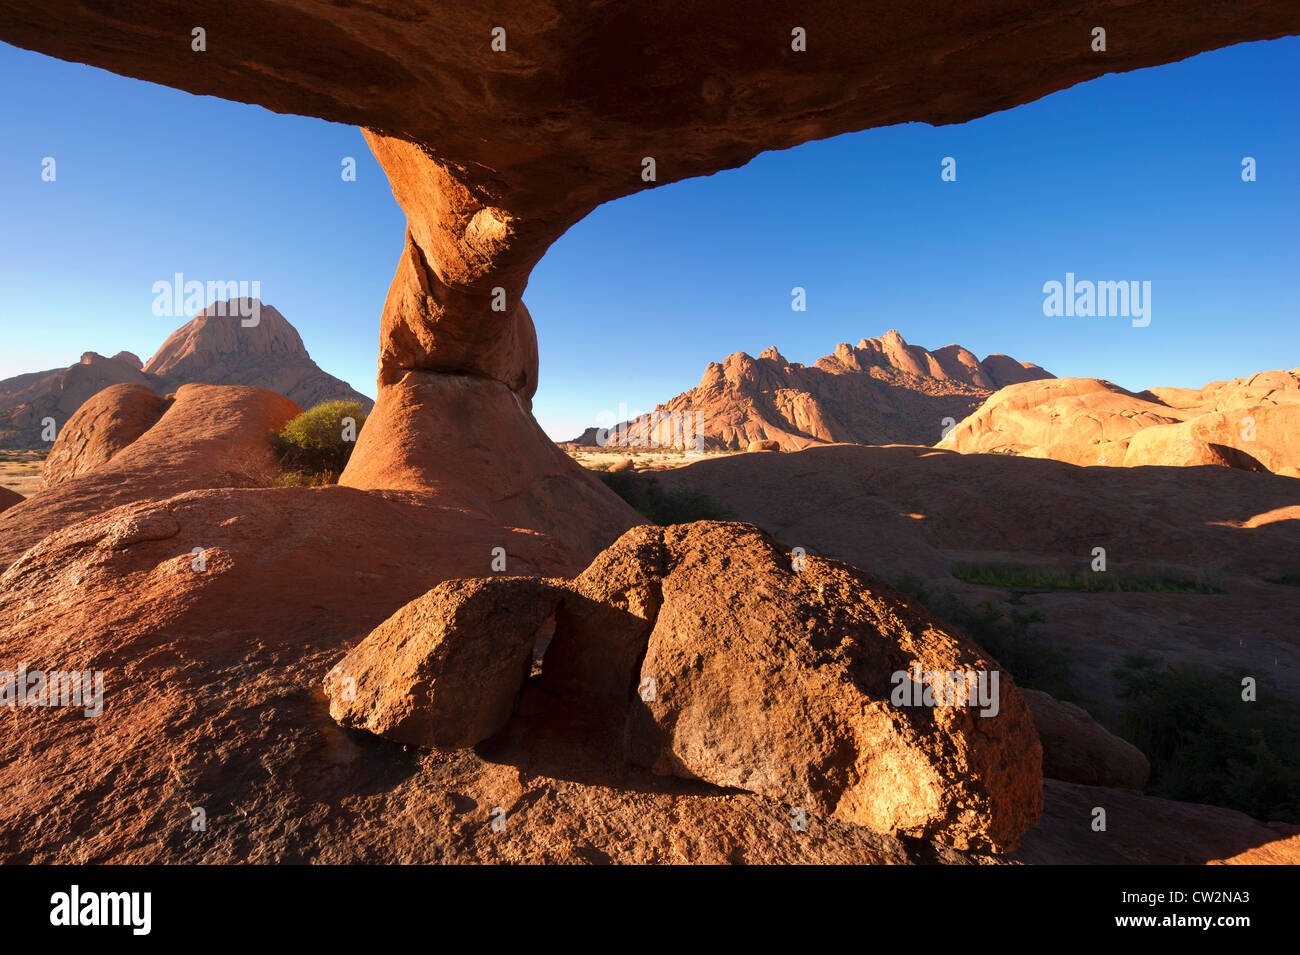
[597, 469, 734, 526]
[1112, 655, 1300, 824]
[1263, 569, 1300, 588]
[892, 572, 1079, 701]
[271, 399, 367, 485]
[952, 561, 1222, 594]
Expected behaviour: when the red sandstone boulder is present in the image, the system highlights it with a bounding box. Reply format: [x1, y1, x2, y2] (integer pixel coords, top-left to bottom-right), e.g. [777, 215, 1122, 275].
[0, 383, 301, 570]
[1021, 689, 1150, 790]
[326, 577, 565, 748]
[747, 439, 781, 452]
[39, 383, 170, 489]
[942, 369, 1300, 473]
[326, 521, 1044, 852]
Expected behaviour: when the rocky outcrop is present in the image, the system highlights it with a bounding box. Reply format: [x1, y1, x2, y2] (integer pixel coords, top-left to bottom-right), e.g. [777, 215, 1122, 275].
[144, 301, 371, 412]
[336, 371, 639, 558]
[0, 384, 301, 569]
[327, 521, 1045, 852]
[0, 487, 22, 514]
[1021, 689, 1150, 790]
[39, 383, 171, 489]
[0, 303, 368, 448]
[940, 370, 1300, 473]
[571, 330, 1051, 451]
[327, 577, 565, 748]
[652, 444, 1300, 720]
[0, 351, 157, 448]
[1, 0, 1297, 867]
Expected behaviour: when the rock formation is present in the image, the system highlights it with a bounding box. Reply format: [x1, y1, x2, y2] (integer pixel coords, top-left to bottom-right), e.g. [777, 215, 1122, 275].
[39, 384, 171, 490]
[328, 522, 1044, 852]
[940, 370, 1300, 474]
[571, 330, 1051, 451]
[0, 384, 301, 569]
[144, 301, 372, 412]
[652, 444, 1300, 722]
[0, 351, 157, 448]
[3, 0, 1295, 482]
[0, 0, 1297, 865]
[1021, 689, 1150, 790]
[0, 302, 369, 448]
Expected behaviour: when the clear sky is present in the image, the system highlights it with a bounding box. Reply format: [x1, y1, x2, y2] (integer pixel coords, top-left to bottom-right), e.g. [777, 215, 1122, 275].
[1, 37, 1296, 440]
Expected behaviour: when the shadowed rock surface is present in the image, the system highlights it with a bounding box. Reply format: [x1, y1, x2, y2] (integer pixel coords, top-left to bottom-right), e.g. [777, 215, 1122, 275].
[655, 444, 1300, 721]
[1021, 689, 1149, 790]
[0, 1, 1297, 865]
[329, 522, 1046, 852]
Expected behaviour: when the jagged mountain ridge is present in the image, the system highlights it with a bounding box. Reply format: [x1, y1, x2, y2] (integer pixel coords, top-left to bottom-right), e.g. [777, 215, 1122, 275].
[570, 329, 1053, 451]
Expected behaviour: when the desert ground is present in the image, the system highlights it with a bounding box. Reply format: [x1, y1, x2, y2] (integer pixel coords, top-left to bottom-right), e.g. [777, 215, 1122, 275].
[0, 451, 42, 498]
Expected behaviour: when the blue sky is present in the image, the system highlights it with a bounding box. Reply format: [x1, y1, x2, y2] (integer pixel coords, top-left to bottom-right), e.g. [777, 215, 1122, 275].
[1, 37, 1296, 440]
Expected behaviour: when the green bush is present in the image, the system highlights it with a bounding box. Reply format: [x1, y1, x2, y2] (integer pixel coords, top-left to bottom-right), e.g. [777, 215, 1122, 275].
[1113, 656, 1300, 823]
[272, 400, 368, 484]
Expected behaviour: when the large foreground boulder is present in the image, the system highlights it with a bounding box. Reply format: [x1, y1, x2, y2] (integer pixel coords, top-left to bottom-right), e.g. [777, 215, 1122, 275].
[325, 521, 1044, 852]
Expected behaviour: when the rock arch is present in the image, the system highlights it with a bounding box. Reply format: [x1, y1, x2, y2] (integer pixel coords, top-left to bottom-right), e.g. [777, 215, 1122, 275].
[3, 0, 1296, 503]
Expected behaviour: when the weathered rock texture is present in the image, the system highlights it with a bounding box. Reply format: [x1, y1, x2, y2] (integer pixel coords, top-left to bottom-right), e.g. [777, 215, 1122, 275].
[0, 384, 301, 569]
[327, 521, 1045, 852]
[652, 444, 1300, 723]
[39, 383, 171, 489]
[571, 331, 1050, 451]
[326, 577, 565, 748]
[0, 350, 157, 448]
[0, 302, 368, 448]
[1, 0, 1297, 867]
[940, 370, 1300, 474]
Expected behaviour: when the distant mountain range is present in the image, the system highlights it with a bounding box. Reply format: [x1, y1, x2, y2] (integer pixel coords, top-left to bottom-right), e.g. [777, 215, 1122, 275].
[568, 329, 1053, 451]
[0, 301, 371, 447]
